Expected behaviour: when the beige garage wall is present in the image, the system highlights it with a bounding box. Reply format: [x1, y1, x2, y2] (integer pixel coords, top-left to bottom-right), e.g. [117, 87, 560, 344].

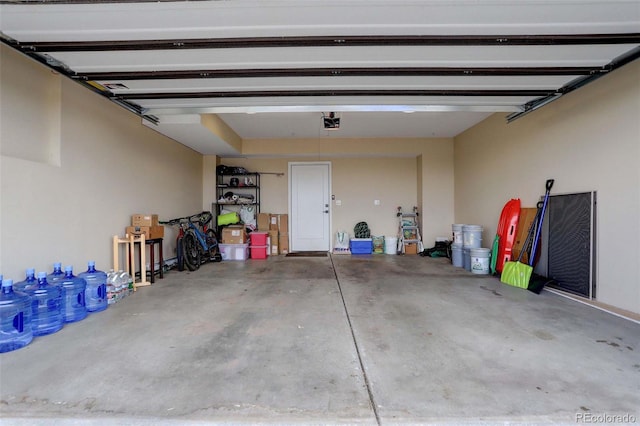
[222, 137, 454, 245]
[454, 60, 640, 314]
[0, 46, 203, 281]
[217, 156, 417, 238]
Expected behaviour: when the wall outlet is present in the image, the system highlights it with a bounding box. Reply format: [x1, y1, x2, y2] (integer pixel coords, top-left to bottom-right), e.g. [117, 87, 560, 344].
[374, 199, 380, 205]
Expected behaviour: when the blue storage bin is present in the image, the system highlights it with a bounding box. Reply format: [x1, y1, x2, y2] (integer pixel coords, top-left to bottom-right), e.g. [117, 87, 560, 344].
[350, 238, 373, 254]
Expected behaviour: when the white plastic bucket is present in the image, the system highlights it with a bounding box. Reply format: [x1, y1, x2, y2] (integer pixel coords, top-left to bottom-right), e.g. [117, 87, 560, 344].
[463, 225, 483, 249]
[463, 247, 471, 271]
[470, 248, 491, 275]
[452, 224, 464, 245]
[384, 236, 398, 255]
[451, 243, 464, 267]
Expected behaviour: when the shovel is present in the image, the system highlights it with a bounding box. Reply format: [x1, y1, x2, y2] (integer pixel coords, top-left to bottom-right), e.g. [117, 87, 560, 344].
[500, 207, 539, 288]
[501, 179, 554, 288]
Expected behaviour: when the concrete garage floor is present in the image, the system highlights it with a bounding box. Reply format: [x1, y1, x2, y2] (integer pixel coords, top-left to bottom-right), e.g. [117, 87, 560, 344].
[1, 255, 639, 425]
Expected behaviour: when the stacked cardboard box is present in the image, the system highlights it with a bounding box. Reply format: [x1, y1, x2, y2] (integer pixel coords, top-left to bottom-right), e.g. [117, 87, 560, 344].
[219, 224, 249, 261]
[257, 212, 289, 255]
[221, 225, 247, 244]
[278, 214, 289, 255]
[126, 214, 164, 239]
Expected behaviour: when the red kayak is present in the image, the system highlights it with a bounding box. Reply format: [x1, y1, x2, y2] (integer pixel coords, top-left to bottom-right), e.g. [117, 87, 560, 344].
[493, 198, 521, 273]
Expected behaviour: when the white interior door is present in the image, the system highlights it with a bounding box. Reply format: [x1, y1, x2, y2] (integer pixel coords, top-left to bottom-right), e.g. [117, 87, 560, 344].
[289, 162, 331, 252]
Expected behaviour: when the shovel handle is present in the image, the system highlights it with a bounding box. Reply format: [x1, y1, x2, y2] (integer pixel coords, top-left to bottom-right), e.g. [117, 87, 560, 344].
[546, 179, 555, 191]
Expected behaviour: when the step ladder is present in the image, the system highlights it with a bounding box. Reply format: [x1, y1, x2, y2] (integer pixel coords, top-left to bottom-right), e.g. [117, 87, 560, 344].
[397, 206, 424, 254]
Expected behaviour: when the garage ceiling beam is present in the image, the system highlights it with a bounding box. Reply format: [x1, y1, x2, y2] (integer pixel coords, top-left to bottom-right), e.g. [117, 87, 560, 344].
[507, 44, 640, 122]
[79, 66, 597, 81]
[122, 89, 552, 101]
[20, 33, 640, 52]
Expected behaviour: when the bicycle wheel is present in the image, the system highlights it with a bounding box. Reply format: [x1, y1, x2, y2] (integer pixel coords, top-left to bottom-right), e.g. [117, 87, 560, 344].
[176, 236, 185, 271]
[206, 229, 222, 262]
[182, 230, 201, 271]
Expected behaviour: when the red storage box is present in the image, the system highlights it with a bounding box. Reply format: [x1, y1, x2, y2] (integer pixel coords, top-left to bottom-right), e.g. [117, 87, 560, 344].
[250, 245, 268, 260]
[250, 231, 269, 246]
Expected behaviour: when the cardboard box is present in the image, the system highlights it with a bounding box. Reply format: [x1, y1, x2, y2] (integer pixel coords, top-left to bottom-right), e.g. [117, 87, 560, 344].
[404, 243, 418, 255]
[269, 214, 279, 231]
[222, 225, 247, 244]
[126, 225, 164, 240]
[512, 207, 538, 264]
[269, 230, 279, 255]
[132, 214, 159, 227]
[257, 213, 270, 231]
[278, 233, 289, 255]
[278, 214, 289, 233]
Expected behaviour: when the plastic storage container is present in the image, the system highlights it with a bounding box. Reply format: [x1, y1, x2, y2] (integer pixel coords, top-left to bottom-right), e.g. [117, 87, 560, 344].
[15, 271, 63, 337]
[249, 232, 269, 246]
[463, 247, 471, 271]
[58, 266, 87, 323]
[384, 236, 398, 255]
[250, 245, 268, 259]
[470, 248, 491, 275]
[452, 224, 465, 245]
[462, 225, 483, 249]
[78, 261, 108, 313]
[451, 243, 464, 267]
[350, 238, 373, 254]
[218, 243, 249, 261]
[0, 279, 33, 353]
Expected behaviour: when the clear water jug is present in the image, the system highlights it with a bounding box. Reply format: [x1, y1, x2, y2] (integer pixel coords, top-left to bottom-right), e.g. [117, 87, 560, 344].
[15, 270, 63, 336]
[59, 266, 87, 323]
[118, 270, 133, 299]
[0, 279, 33, 353]
[106, 270, 117, 305]
[78, 261, 108, 313]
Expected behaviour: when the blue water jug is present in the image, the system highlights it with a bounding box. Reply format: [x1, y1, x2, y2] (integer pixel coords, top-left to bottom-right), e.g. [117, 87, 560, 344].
[15, 268, 37, 288]
[47, 262, 65, 284]
[0, 279, 33, 353]
[78, 261, 108, 313]
[59, 266, 87, 323]
[16, 271, 63, 336]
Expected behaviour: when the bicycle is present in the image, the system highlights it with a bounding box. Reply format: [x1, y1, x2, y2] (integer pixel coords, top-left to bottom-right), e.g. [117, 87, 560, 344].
[181, 211, 222, 271]
[160, 212, 221, 271]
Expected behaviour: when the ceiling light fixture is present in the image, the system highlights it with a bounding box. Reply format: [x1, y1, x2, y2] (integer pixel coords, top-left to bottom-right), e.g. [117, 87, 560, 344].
[322, 112, 340, 130]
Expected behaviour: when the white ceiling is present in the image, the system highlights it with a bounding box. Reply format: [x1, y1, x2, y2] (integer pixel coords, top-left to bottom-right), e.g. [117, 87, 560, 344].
[1, 0, 639, 155]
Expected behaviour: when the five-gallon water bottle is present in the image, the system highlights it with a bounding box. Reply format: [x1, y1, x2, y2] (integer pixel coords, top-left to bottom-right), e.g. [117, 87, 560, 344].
[47, 262, 66, 284]
[0, 279, 33, 353]
[16, 271, 64, 337]
[58, 266, 87, 323]
[78, 261, 108, 313]
[15, 268, 38, 287]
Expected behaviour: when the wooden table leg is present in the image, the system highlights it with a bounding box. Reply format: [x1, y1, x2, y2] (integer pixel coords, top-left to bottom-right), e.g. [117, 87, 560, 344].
[149, 241, 155, 284]
[159, 240, 164, 279]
